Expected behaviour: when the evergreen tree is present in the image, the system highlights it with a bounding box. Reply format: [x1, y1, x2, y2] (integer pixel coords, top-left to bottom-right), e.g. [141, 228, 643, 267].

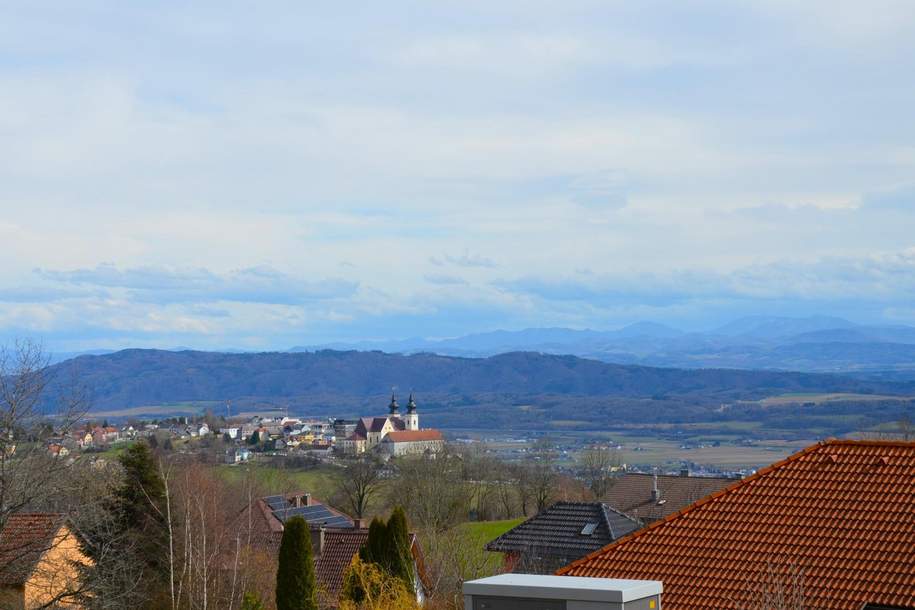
[116, 442, 167, 571]
[385, 507, 415, 591]
[80, 441, 169, 607]
[276, 516, 318, 610]
[354, 509, 414, 593]
[358, 517, 388, 567]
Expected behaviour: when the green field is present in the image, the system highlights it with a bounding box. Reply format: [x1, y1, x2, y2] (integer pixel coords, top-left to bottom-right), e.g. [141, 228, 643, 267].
[758, 392, 910, 406]
[459, 518, 524, 542]
[457, 518, 525, 571]
[215, 463, 343, 501]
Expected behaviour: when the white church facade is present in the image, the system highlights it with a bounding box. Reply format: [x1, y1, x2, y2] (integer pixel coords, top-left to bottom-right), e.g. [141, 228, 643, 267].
[339, 393, 444, 456]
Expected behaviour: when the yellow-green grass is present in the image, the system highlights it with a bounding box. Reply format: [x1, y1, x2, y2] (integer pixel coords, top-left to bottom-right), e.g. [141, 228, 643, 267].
[214, 463, 343, 501]
[458, 518, 526, 572]
[758, 392, 909, 406]
[459, 518, 525, 542]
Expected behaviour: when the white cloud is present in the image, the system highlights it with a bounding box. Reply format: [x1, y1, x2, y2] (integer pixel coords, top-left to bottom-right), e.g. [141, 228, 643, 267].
[0, 1, 914, 347]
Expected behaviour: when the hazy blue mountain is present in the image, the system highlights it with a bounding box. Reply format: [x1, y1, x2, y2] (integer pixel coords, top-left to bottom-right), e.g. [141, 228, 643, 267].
[284, 317, 915, 374]
[710, 316, 858, 339]
[43, 348, 915, 415]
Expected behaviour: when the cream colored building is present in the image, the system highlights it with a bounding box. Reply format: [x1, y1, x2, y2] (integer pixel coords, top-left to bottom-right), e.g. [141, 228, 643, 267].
[0, 514, 91, 609]
[340, 392, 440, 455]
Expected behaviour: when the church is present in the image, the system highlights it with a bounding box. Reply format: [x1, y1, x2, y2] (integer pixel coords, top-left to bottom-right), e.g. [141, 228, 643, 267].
[338, 392, 444, 456]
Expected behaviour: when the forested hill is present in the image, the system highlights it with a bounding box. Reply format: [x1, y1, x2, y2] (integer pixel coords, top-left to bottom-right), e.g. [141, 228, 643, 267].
[46, 348, 914, 412]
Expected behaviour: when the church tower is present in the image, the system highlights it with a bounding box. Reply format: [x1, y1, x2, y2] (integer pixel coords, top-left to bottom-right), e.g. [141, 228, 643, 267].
[405, 392, 419, 431]
[388, 390, 400, 419]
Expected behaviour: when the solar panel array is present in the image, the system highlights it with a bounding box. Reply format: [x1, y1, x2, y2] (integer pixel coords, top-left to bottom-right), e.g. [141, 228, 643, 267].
[268, 497, 353, 528]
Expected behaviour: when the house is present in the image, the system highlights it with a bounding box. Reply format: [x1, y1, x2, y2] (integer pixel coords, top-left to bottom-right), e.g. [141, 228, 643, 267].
[74, 431, 93, 449]
[558, 439, 915, 610]
[47, 444, 69, 458]
[0, 513, 92, 609]
[601, 470, 734, 523]
[91, 426, 119, 446]
[314, 525, 429, 606]
[239, 492, 354, 553]
[485, 502, 641, 574]
[225, 447, 251, 464]
[197, 423, 210, 437]
[219, 427, 240, 439]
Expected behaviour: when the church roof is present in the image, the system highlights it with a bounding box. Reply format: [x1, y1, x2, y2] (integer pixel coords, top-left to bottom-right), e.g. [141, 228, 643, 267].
[384, 429, 443, 443]
[354, 416, 405, 437]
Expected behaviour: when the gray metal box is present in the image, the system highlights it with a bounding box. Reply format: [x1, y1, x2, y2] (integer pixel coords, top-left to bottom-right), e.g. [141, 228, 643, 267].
[463, 574, 662, 610]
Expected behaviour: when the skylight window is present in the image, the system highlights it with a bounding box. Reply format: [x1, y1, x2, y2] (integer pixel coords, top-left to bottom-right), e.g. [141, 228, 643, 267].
[581, 522, 598, 536]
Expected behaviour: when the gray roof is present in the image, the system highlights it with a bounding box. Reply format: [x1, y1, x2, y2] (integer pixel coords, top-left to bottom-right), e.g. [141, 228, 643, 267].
[485, 502, 641, 558]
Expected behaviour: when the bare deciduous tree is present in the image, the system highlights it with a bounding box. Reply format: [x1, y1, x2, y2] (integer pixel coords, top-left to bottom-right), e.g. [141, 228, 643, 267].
[517, 439, 557, 515]
[577, 445, 619, 500]
[335, 458, 384, 519]
[0, 340, 89, 587]
[393, 454, 467, 533]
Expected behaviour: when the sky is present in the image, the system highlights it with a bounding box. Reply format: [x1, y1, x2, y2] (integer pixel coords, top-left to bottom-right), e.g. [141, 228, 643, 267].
[2, 1, 915, 352]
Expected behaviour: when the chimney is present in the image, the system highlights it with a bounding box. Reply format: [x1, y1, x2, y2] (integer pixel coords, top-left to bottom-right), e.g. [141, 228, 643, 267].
[680, 468, 689, 477]
[353, 518, 366, 529]
[650, 472, 661, 502]
[310, 526, 325, 557]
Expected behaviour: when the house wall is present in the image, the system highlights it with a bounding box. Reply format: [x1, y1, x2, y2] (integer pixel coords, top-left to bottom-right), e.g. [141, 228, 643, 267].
[0, 585, 25, 610]
[23, 525, 90, 609]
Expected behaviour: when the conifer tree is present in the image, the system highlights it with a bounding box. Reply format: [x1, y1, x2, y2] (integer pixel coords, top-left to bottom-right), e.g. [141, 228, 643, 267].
[276, 516, 318, 610]
[359, 517, 388, 567]
[116, 441, 168, 578]
[385, 506, 415, 591]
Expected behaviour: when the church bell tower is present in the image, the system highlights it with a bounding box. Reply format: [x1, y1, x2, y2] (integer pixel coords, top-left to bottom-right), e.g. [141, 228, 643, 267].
[405, 392, 419, 431]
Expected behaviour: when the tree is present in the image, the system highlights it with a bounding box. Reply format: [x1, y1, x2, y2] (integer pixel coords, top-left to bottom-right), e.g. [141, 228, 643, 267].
[340, 555, 418, 610]
[114, 442, 169, 591]
[578, 445, 619, 499]
[336, 458, 383, 519]
[240, 592, 266, 610]
[77, 440, 170, 609]
[0, 340, 87, 540]
[385, 507, 415, 591]
[359, 509, 413, 589]
[518, 440, 558, 515]
[394, 454, 467, 532]
[275, 516, 318, 610]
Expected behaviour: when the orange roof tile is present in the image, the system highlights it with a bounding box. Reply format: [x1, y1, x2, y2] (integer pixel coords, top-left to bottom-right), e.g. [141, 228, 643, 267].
[0, 513, 67, 585]
[315, 528, 424, 597]
[558, 440, 915, 610]
[384, 430, 443, 442]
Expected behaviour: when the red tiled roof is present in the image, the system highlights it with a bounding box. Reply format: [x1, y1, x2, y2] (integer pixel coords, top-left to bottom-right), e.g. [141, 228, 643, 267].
[315, 528, 369, 596]
[314, 528, 422, 598]
[0, 513, 67, 585]
[602, 472, 734, 522]
[384, 430, 443, 443]
[558, 440, 915, 610]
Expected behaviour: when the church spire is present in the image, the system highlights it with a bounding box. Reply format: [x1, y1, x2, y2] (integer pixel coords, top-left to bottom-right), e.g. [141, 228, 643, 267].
[389, 389, 399, 415]
[407, 392, 417, 413]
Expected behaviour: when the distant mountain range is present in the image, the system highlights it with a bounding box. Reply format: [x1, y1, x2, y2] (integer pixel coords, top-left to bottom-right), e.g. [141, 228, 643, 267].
[45, 347, 912, 413]
[290, 316, 915, 375]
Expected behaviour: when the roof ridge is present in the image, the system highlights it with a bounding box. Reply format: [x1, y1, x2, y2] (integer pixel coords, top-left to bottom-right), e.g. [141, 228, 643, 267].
[556, 439, 832, 576]
[823, 438, 915, 448]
